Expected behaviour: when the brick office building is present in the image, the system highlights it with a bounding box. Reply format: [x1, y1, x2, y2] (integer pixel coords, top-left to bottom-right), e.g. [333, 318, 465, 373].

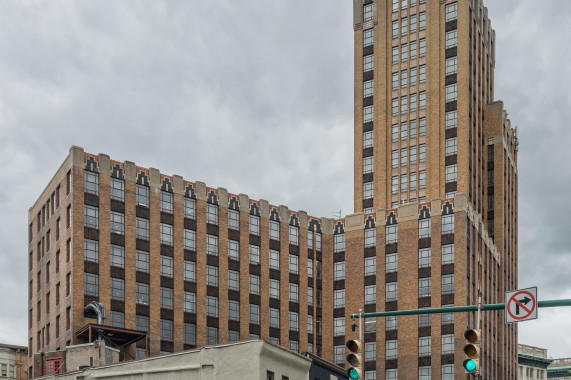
[28, 0, 518, 379]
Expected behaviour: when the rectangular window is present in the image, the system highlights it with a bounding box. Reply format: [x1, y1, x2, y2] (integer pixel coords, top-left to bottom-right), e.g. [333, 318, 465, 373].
[363, 182, 373, 199]
[419, 171, 426, 189]
[386, 315, 398, 331]
[401, 17, 408, 36]
[289, 283, 299, 303]
[364, 54, 374, 72]
[400, 174, 407, 192]
[419, 277, 431, 297]
[334, 317, 344, 336]
[445, 30, 457, 48]
[228, 209, 240, 231]
[419, 38, 426, 56]
[160, 191, 173, 213]
[110, 244, 125, 268]
[391, 98, 398, 116]
[386, 340, 398, 360]
[386, 224, 398, 244]
[365, 285, 376, 304]
[184, 198, 196, 219]
[334, 345, 345, 365]
[182, 229, 196, 250]
[445, 83, 457, 102]
[249, 244, 260, 264]
[442, 244, 455, 265]
[160, 223, 173, 245]
[289, 254, 299, 274]
[410, 173, 417, 191]
[400, 70, 408, 88]
[228, 300, 240, 321]
[160, 255, 174, 277]
[84, 171, 99, 195]
[400, 43, 408, 62]
[228, 240, 239, 260]
[364, 228, 376, 248]
[446, 56, 457, 75]
[442, 304, 455, 325]
[419, 64, 426, 83]
[228, 270, 240, 291]
[386, 253, 397, 273]
[392, 47, 399, 65]
[419, 336, 431, 357]
[363, 131, 373, 148]
[249, 274, 260, 295]
[419, 247, 431, 268]
[206, 326, 218, 345]
[184, 323, 196, 345]
[183, 291, 196, 313]
[363, 105, 374, 123]
[110, 178, 124, 202]
[442, 364, 454, 379]
[442, 274, 455, 295]
[269, 249, 280, 270]
[419, 144, 426, 162]
[446, 2, 458, 21]
[445, 164, 457, 183]
[392, 20, 399, 39]
[446, 110, 457, 129]
[391, 72, 399, 90]
[289, 311, 299, 332]
[401, 0, 407, 9]
[391, 150, 398, 168]
[207, 234, 218, 256]
[136, 282, 149, 305]
[419, 117, 426, 136]
[249, 214, 260, 235]
[269, 220, 279, 240]
[400, 148, 407, 167]
[269, 279, 280, 298]
[442, 334, 454, 354]
[419, 91, 426, 109]
[184, 260, 196, 282]
[418, 219, 431, 238]
[307, 258, 313, 277]
[419, 310, 431, 327]
[363, 79, 374, 97]
[410, 40, 417, 59]
[249, 304, 260, 324]
[363, 29, 374, 47]
[136, 250, 149, 272]
[386, 282, 397, 301]
[206, 265, 218, 287]
[333, 234, 345, 253]
[136, 217, 149, 240]
[334, 289, 345, 309]
[110, 277, 124, 301]
[160, 287, 173, 309]
[410, 93, 417, 111]
[136, 185, 149, 206]
[269, 308, 280, 328]
[410, 14, 417, 33]
[289, 225, 299, 245]
[160, 319, 173, 341]
[445, 137, 457, 156]
[84, 205, 98, 229]
[419, 11, 426, 30]
[392, 0, 399, 12]
[110, 211, 124, 234]
[364, 341, 376, 362]
[84, 239, 98, 263]
[84, 273, 98, 296]
[308, 286, 314, 306]
[334, 261, 345, 281]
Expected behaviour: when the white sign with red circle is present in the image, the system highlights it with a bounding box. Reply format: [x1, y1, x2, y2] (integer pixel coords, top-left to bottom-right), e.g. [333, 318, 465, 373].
[505, 287, 538, 324]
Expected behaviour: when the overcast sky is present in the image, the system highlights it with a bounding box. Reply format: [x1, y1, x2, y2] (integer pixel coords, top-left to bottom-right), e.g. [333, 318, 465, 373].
[1, 0, 570, 359]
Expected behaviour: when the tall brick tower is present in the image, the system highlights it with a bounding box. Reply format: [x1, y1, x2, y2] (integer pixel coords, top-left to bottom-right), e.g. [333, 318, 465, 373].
[351, 0, 518, 378]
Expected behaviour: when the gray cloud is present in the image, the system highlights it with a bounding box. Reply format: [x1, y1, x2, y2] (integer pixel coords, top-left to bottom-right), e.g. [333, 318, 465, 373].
[1, 0, 570, 359]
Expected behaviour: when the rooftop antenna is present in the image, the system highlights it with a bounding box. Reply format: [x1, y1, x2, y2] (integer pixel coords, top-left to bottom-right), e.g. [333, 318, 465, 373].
[332, 210, 342, 219]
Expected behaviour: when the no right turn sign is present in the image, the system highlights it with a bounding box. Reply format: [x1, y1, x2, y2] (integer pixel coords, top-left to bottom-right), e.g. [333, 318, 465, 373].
[505, 287, 538, 324]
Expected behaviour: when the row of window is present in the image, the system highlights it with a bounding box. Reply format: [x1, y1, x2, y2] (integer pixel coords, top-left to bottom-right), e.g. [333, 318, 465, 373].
[391, 118, 427, 141]
[84, 238, 322, 278]
[392, 12, 426, 39]
[389, 92, 427, 116]
[391, 65, 426, 90]
[391, 0, 426, 13]
[390, 144, 426, 168]
[356, 364, 454, 380]
[391, 39, 427, 64]
[390, 171, 426, 194]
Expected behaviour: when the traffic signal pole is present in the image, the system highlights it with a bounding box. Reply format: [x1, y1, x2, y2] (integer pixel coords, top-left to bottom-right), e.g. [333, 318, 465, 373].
[349, 298, 571, 319]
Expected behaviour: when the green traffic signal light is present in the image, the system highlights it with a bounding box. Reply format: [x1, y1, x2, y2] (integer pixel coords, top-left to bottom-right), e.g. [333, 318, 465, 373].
[463, 359, 477, 372]
[347, 368, 360, 379]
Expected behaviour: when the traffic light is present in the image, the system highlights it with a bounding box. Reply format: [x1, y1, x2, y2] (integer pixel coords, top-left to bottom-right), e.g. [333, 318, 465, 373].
[462, 328, 481, 375]
[346, 339, 362, 379]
